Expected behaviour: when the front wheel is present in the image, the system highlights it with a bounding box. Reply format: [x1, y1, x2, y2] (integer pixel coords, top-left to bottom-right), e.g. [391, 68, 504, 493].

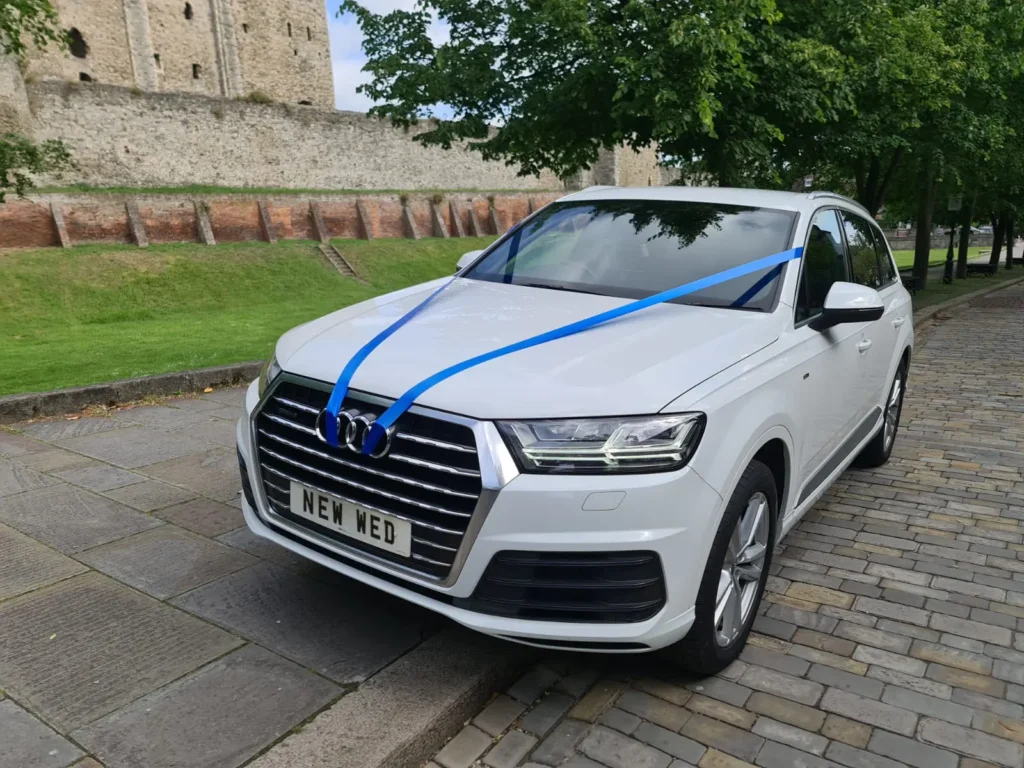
[855, 362, 907, 468]
[661, 460, 777, 677]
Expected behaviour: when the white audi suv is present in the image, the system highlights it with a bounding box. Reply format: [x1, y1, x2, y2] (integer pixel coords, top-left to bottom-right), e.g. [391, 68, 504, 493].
[236, 186, 913, 675]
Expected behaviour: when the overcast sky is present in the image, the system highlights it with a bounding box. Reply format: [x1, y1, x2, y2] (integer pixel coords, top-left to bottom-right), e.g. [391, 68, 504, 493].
[325, 0, 448, 112]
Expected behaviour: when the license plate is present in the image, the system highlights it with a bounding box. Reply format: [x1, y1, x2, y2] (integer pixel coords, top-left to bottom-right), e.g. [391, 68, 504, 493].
[289, 483, 411, 557]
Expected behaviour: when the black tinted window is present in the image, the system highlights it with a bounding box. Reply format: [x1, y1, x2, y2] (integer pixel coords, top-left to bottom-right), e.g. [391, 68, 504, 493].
[465, 200, 797, 311]
[871, 226, 898, 285]
[797, 209, 848, 323]
[843, 213, 882, 289]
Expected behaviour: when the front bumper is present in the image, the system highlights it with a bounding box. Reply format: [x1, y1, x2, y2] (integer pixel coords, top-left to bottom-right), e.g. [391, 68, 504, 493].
[237, 380, 724, 651]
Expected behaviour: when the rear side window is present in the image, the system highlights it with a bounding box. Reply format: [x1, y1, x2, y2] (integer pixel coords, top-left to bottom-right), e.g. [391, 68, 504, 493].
[842, 213, 881, 289]
[871, 227, 898, 286]
[796, 209, 848, 323]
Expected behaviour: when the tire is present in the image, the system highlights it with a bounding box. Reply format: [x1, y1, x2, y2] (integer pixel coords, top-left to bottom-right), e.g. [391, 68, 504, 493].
[854, 362, 907, 469]
[661, 459, 777, 677]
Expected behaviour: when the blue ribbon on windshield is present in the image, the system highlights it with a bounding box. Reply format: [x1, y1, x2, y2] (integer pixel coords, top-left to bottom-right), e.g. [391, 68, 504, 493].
[326, 246, 803, 453]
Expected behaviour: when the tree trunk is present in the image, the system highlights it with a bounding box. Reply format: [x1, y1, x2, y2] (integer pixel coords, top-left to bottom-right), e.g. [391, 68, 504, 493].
[955, 193, 975, 278]
[1006, 214, 1015, 269]
[990, 212, 1006, 267]
[912, 157, 936, 289]
[855, 149, 904, 216]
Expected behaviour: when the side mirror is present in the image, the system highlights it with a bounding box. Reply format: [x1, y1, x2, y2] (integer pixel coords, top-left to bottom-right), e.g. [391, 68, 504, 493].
[456, 250, 484, 272]
[810, 282, 884, 331]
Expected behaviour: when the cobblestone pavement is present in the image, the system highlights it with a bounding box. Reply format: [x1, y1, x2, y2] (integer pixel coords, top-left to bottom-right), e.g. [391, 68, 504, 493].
[429, 281, 1024, 768]
[0, 387, 445, 768]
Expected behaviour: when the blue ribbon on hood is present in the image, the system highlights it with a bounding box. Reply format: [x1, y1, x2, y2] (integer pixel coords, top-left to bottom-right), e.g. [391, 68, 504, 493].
[324, 246, 803, 453]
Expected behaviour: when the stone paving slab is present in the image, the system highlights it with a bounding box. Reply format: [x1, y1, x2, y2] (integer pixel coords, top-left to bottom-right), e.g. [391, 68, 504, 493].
[0, 482, 163, 553]
[49, 464, 147, 493]
[0, 458, 56, 498]
[0, 523, 87, 601]
[100, 478, 197, 511]
[110, 405, 221, 432]
[140, 449, 241, 502]
[0, 698, 83, 768]
[426, 283, 1024, 768]
[0, 572, 242, 730]
[77, 525, 257, 599]
[55, 425, 217, 469]
[173, 560, 428, 683]
[155, 497, 245, 537]
[73, 644, 340, 768]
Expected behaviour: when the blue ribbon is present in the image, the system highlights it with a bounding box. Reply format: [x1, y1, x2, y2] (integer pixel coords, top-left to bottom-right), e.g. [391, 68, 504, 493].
[327, 246, 803, 454]
[323, 277, 456, 447]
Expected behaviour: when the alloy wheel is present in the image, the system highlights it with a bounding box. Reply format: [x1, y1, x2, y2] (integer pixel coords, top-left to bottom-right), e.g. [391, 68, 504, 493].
[714, 492, 769, 647]
[883, 371, 903, 452]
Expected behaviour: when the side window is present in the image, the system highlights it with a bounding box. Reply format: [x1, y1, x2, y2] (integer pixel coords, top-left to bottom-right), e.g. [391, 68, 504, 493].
[871, 226, 898, 286]
[796, 209, 849, 323]
[842, 213, 881, 288]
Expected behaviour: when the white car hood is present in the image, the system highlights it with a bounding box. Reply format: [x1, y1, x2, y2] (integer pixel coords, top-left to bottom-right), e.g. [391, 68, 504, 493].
[277, 278, 781, 419]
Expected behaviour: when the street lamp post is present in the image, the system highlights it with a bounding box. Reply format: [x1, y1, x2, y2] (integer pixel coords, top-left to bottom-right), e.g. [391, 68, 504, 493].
[943, 195, 962, 285]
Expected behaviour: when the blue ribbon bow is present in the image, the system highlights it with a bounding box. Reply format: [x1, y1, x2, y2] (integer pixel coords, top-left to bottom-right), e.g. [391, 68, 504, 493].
[325, 246, 803, 453]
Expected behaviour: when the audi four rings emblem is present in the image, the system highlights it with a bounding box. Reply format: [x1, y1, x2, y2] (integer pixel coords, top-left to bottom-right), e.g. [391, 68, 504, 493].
[315, 409, 395, 458]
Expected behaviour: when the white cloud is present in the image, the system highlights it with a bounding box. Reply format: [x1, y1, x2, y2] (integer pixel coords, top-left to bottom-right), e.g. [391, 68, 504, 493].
[324, 0, 448, 111]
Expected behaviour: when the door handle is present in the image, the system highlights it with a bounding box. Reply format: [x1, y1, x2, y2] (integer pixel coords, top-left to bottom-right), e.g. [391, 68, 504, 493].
[892, 317, 906, 328]
[857, 339, 873, 353]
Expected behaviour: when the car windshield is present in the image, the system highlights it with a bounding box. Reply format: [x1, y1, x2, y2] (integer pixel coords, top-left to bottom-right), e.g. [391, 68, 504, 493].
[464, 199, 797, 311]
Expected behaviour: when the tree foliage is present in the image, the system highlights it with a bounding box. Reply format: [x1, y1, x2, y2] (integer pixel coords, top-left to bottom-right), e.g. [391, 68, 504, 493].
[346, 0, 1024, 271]
[1, 0, 71, 200]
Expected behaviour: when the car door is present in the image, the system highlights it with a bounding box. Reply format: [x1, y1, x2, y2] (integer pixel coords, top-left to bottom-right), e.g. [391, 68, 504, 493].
[786, 208, 869, 491]
[868, 222, 911, 394]
[839, 211, 898, 412]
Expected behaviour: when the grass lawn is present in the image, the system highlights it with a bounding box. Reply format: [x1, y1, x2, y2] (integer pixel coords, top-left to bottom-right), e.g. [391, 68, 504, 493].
[891, 247, 984, 270]
[0, 237, 494, 396]
[2, 236, 1018, 396]
[910, 266, 1023, 311]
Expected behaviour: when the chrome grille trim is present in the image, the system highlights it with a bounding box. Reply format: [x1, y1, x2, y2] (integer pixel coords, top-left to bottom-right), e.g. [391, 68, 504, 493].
[259, 428, 480, 500]
[248, 373, 519, 587]
[259, 445, 473, 519]
[272, 395, 319, 415]
[264, 412, 317, 436]
[260, 463, 464, 536]
[396, 432, 477, 454]
[389, 453, 481, 478]
[414, 538, 458, 553]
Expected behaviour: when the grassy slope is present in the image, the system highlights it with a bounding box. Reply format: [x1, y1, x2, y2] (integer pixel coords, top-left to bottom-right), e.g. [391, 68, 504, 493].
[0, 237, 494, 396]
[2, 237, 1016, 396]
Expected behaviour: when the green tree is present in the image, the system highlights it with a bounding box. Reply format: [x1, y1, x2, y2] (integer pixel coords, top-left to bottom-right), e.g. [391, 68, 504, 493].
[341, 0, 848, 186]
[0, 0, 72, 201]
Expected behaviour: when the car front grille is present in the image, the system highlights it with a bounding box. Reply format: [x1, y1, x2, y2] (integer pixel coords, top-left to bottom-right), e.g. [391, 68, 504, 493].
[253, 378, 482, 580]
[456, 550, 667, 623]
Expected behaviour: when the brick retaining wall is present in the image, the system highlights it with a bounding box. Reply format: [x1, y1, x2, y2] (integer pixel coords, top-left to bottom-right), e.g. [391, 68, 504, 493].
[0, 192, 563, 249]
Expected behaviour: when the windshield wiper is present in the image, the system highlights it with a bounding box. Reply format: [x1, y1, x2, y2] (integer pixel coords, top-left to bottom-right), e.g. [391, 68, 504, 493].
[514, 281, 606, 297]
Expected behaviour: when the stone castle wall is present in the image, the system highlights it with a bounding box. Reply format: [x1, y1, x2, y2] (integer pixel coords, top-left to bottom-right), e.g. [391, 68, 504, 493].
[27, 0, 332, 106]
[26, 82, 565, 190]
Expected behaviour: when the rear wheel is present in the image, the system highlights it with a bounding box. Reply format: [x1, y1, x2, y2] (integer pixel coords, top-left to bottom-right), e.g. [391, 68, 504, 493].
[661, 460, 777, 676]
[855, 362, 906, 468]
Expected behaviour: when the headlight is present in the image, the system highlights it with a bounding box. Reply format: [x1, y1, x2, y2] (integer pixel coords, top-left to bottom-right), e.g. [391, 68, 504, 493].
[496, 413, 706, 474]
[258, 354, 282, 396]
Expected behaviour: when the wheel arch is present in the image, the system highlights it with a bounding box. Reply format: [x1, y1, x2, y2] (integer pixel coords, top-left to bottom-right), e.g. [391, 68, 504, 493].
[702, 424, 796, 528]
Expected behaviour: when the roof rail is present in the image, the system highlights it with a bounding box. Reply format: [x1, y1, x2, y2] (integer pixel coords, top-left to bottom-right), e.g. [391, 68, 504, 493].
[806, 191, 869, 212]
[579, 185, 617, 192]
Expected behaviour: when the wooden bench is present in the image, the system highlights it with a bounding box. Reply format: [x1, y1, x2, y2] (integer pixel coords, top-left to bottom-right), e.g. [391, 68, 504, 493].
[966, 263, 998, 277]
